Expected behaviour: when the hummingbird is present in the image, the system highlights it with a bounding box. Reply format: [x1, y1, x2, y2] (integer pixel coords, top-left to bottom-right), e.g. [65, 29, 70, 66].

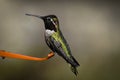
[26, 14, 80, 75]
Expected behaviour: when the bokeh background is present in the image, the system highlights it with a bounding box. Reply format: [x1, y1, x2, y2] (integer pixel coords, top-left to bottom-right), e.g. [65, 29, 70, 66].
[0, 0, 120, 80]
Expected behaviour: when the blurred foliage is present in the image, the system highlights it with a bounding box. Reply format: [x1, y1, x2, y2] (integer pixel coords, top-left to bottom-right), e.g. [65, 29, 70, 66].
[0, 0, 120, 80]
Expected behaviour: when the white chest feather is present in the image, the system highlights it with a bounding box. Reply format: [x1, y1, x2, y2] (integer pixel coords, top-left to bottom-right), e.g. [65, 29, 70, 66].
[45, 29, 55, 36]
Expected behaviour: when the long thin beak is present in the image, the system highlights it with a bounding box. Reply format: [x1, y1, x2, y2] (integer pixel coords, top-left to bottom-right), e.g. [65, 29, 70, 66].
[25, 13, 43, 19]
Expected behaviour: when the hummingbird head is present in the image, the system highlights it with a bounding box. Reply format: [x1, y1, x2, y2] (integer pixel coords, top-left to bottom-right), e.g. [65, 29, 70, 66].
[26, 14, 59, 32]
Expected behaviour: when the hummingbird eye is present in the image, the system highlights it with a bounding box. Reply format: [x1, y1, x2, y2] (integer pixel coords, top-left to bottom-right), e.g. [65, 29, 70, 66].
[47, 17, 52, 21]
[47, 17, 57, 25]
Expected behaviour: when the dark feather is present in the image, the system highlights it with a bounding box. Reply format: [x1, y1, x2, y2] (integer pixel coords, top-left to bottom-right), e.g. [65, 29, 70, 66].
[45, 35, 79, 67]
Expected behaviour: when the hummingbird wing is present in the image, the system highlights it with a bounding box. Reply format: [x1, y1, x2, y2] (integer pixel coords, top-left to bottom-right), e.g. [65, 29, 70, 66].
[45, 33, 79, 75]
[45, 35, 79, 67]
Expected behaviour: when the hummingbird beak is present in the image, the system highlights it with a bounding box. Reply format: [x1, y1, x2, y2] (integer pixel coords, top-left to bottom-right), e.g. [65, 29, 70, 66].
[25, 13, 44, 19]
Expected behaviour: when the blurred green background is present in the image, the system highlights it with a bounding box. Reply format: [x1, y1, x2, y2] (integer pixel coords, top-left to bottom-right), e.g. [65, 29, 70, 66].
[0, 0, 120, 80]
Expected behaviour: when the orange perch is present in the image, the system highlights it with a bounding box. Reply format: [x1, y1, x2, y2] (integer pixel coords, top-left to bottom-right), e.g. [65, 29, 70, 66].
[0, 50, 54, 61]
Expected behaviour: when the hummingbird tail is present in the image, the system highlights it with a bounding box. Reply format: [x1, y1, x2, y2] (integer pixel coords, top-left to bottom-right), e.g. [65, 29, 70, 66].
[70, 64, 78, 76]
[69, 56, 80, 76]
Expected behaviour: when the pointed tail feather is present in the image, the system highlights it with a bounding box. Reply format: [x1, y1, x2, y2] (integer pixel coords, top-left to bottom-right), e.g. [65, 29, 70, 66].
[70, 65, 78, 76]
[70, 56, 80, 76]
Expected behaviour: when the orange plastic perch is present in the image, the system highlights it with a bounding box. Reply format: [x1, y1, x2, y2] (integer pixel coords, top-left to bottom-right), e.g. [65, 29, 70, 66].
[0, 50, 54, 61]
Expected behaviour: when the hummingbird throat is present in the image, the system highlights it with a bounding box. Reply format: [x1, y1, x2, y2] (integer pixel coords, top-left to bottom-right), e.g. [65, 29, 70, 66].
[46, 29, 55, 35]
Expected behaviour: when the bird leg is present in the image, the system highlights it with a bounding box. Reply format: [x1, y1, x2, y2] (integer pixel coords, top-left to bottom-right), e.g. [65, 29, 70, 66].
[0, 50, 54, 61]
